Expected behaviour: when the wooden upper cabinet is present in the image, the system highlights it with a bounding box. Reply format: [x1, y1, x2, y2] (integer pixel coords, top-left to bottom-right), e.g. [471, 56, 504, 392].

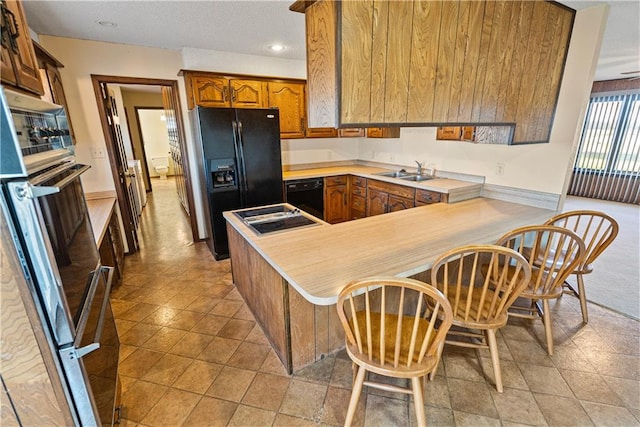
[1, 0, 43, 95]
[185, 73, 268, 109]
[303, 0, 574, 144]
[191, 75, 229, 108]
[230, 79, 269, 109]
[33, 42, 76, 145]
[367, 128, 400, 138]
[306, 127, 338, 138]
[268, 81, 306, 139]
[338, 128, 365, 137]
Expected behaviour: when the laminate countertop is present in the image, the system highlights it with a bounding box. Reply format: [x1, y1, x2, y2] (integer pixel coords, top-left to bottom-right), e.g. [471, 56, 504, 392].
[85, 196, 116, 246]
[283, 165, 482, 203]
[224, 197, 556, 306]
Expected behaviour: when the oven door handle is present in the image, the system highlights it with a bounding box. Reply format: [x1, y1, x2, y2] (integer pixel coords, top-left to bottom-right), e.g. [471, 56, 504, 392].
[72, 266, 114, 359]
[28, 164, 91, 198]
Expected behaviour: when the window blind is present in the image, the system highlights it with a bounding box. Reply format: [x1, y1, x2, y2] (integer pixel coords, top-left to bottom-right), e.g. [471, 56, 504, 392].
[568, 92, 640, 204]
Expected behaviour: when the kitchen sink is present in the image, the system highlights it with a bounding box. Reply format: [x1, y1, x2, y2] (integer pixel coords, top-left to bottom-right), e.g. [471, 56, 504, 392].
[375, 170, 414, 178]
[399, 174, 434, 182]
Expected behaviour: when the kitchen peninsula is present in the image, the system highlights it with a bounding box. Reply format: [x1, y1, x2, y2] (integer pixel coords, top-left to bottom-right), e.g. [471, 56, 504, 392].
[224, 197, 556, 373]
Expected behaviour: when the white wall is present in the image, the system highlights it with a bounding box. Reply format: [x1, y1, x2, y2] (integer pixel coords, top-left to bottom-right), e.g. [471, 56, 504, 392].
[181, 47, 306, 79]
[138, 109, 173, 177]
[38, 36, 185, 192]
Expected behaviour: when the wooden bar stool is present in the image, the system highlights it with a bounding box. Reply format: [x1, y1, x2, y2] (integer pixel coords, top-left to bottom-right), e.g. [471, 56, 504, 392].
[429, 245, 532, 392]
[495, 225, 585, 355]
[544, 210, 619, 323]
[336, 277, 453, 427]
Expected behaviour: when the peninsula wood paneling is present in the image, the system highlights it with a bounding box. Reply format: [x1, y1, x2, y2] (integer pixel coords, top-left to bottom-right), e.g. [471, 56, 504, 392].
[305, 0, 573, 143]
[227, 225, 290, 371]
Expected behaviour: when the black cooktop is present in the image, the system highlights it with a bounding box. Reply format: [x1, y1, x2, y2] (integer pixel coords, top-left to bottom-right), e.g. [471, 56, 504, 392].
[234, 204, 320, 235]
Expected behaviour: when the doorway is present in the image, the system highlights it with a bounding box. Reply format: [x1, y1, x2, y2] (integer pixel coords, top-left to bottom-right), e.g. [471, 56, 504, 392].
[91, 75, 197, 253]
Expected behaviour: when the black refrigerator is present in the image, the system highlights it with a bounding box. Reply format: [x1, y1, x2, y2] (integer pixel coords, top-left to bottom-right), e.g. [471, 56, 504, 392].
[191, 107, 284, 259]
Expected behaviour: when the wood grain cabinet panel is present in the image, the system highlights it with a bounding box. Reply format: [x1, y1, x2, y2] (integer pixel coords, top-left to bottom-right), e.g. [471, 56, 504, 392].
[306, 127, 338, 138]
[303, 0, 574, 144]
[33, 42, 76, 144]
[230, 79, 269, 109]
[191, 75, 230, 108]
[324, 175, 349, 224]
[366, 127, 400, 138]
[268, 81, 306, 139]
[415, 189, 443, 205]
[338, 128, 365, 137]
[349, 175, 366, 219]
[1, 0, 43, 95]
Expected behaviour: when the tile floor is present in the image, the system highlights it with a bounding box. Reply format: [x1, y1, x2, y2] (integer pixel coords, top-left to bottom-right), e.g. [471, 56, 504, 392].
[113, 178, 640, 426]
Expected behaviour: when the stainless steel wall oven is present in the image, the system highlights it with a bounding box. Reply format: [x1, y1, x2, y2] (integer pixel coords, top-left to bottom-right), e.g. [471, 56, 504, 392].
[1, 87, 119, 425]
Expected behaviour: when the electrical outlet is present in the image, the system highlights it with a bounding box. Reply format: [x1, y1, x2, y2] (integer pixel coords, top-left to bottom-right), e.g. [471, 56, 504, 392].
[92, 147, 106, 159]
[496, 162, 505, 175]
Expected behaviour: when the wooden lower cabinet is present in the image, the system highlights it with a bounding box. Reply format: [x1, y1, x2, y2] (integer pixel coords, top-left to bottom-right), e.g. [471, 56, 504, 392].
[388, 194, 414, 212]
[367, 188, 388, 217]
[367, 179, 416, 216]
[415, 188, 445, 205]
[350, 175, 366, 220]
[324, 175, 349, 224]
[99, 211, 125, 287]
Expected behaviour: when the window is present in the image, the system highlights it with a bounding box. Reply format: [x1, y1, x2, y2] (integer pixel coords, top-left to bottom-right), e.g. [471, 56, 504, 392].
[569, 92, 640, 204]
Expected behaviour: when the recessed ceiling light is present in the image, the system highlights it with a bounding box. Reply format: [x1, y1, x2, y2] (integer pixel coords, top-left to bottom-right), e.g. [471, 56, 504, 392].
[97, 20, 117, 27]
[269, 44, 285, 52]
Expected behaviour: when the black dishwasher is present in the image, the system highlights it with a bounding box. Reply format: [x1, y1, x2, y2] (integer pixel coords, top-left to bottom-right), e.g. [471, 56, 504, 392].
[285, 178, 324, 220]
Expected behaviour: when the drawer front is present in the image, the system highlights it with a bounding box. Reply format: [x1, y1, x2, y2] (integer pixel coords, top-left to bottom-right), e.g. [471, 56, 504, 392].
[351, 176, 367, 187]
[368, 179, 415, 199]
[351, 209, 366, 220]
[326, 175, 348, 186]
[415, 189, 442, 204]
[351, 195, 366, 211]
[351, 186, 366, 197]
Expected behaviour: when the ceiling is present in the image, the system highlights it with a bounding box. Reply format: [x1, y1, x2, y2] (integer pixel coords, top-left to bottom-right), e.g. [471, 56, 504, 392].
[23, 0, 639, 82]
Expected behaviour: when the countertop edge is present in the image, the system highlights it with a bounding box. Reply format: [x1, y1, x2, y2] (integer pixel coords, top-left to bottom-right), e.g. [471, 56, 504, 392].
[283, 165, 482, 197]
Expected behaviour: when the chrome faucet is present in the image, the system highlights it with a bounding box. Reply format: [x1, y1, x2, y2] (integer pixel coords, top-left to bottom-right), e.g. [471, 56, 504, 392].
[415, 160, 424, 175]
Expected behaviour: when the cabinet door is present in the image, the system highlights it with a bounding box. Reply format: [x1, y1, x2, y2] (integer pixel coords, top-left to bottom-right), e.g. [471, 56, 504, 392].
[367, 127, 400, 138]
[338, 128, 365, 137]
[230, 79, 269, 109]
[1, 45, 18, 86]
[268, 81, 306, 139]
[367, 188, 388, 217]
[388, 195, 413, 212]
[2, 0, 43, 95]
[43, 63, 76, 144]
[306, 127, 338, 138]
[324, 184, 349, 224]
[192, 76, 230, 107]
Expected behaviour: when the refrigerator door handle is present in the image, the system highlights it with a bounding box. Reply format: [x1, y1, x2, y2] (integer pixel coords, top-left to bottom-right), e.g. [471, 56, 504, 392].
[236, 120, 249, 202]
[232, 120, 246, 204]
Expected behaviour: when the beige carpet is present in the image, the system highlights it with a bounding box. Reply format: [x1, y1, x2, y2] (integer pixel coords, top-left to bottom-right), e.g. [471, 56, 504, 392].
[562, 196, 639, 320]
